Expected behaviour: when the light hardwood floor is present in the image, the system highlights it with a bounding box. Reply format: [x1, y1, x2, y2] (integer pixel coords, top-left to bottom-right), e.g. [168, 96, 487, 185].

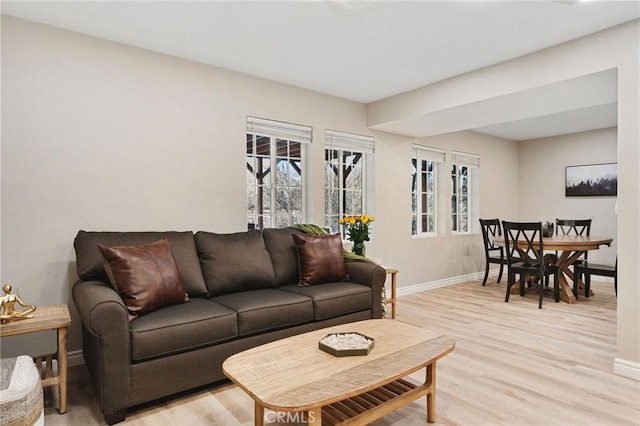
[43, 279, 639, 425]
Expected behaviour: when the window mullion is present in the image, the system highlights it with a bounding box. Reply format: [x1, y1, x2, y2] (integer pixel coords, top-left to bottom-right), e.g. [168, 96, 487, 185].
[270, 136, 278, 227]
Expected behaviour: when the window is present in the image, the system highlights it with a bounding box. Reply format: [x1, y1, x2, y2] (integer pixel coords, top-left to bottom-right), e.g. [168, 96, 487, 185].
[246, 117, 312, 230]
[451, 151, 480, 233]
[324, 130, 375, 235]
[411, 145, 445, 236]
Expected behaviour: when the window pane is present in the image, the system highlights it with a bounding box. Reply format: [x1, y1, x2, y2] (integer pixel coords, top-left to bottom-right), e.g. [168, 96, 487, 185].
[450, 161, 475, 233]
[325, 144, 369, 231]
[256, 137, 270, 157]
[290, 188, 302, 211]
[412, 158, 437, 235]
[246, 135, 254, 155]
[427, 172, 434, 192]
[427, 193, 435, 213]
[290, 142, 301, 160]
[259, 158, 270, 182]
[345, 165, 362, 190]
[459, 196, 468, 214]
[276, 139, 288, 157]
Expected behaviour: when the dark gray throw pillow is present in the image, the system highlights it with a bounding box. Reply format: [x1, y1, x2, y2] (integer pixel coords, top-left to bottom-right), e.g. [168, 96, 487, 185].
[195, 230, 276, 297]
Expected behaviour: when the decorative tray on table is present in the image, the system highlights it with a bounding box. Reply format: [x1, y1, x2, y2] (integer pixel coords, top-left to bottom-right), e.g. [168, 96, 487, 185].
[318, 332, 375, 357]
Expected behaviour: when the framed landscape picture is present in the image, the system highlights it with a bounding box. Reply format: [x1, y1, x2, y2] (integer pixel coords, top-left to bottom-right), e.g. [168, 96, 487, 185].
[565, 163, 617, 197]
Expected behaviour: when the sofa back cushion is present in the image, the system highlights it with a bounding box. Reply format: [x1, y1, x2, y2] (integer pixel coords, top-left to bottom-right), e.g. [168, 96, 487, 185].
[195, 230, 276, 297]
[263, 227, 304, 286]
[74, 231, 208, 297]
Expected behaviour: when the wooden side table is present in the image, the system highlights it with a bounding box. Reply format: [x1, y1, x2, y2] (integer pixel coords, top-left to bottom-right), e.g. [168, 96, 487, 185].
[384, 268, 398, 319]
[0, 304, 71, 414]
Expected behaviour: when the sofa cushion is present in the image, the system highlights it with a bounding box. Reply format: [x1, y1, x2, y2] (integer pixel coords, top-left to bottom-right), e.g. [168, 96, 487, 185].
[211, 289, 312, 337]
[74, 231, 208, 297]
[292, 233, 348, 286]
[129, 298, 237, 362]
[263, 227, 304, 286]
[279, 282, 372, 321]
[98, 239, 188, 319]
[196, 230, 276, 297]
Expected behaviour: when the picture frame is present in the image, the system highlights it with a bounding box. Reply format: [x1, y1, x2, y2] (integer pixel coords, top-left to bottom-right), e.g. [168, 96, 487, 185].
[565, 163, 617, 197]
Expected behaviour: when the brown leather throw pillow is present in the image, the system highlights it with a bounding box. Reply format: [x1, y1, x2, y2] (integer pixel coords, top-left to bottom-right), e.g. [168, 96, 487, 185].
[292, 233, 348, 286]
[98, 238, 188, 319]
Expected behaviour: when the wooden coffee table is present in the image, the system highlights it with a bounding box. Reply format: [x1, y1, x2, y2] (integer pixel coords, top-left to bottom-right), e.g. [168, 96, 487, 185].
[223, 319, 454, 425]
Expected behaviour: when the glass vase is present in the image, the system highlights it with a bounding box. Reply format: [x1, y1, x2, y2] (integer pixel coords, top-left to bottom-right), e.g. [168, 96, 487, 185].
[352, 241, 366, 256]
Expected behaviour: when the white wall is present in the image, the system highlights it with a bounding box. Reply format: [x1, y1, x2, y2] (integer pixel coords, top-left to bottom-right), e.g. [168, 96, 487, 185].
[0, 16, 524, 359]
[0, 16, 373, 356]
[366, 130, 519, 287]
[3, 15, 637, 379]
[369, 20, 640, 377]
[519, 128, 618, 265]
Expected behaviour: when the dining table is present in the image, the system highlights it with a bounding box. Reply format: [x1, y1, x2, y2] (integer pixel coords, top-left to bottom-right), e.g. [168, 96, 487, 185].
[495, 235, 613, 303]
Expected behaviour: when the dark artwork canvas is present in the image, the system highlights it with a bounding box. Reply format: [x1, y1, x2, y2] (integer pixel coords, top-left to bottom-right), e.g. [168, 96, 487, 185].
[565, 163, 617, 197]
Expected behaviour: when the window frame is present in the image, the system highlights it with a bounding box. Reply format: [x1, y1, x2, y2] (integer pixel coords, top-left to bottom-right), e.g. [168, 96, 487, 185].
[450, 151, 480, 235]
[246, 117, 312, 230]
[411, 145, 445, 237]
[324, 130, 375, 236]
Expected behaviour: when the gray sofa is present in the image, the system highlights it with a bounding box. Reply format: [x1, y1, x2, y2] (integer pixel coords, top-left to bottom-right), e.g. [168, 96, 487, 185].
[72, 228, 385, 424]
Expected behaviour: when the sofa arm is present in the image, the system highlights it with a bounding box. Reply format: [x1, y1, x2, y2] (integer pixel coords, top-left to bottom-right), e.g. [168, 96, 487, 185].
[345, 262, 386, 319]
[72, 280, 131, 422]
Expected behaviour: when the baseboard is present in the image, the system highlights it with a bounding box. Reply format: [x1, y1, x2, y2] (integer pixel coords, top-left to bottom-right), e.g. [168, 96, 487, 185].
[614, 358, 640, 381]
[386, 270, 488, 298]
[384, 269, 616, 298]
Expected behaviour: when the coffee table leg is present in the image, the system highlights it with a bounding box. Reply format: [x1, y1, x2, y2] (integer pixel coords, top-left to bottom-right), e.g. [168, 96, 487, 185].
[254, 402, 264, 426]
[426, 363, 436, 423]
[308, 407, 322, 426]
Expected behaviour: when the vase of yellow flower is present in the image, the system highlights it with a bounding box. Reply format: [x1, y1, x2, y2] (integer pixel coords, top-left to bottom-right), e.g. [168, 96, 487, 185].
[338, 214, 374, 256]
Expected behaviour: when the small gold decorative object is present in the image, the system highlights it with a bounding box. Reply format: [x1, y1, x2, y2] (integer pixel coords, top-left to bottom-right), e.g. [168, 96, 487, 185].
[1, 284, 37, 323]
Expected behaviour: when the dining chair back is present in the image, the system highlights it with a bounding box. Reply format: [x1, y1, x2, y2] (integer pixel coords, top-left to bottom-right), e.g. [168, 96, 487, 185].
[479, 218, 507, 286]
[556, 218, 592, 262]
[502, 221, 559, 309]
[555, 219, 592, 236]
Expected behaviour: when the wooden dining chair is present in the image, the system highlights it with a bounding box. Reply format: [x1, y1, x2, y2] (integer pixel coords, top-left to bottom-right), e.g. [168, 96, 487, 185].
[574, 257, 617, 298]
[556, 219, 592, 237]
[479, 218, 507, 286]
[555, 218, 592, 263]
[544, 219, 593, 289]
[502, 221, 559, 309]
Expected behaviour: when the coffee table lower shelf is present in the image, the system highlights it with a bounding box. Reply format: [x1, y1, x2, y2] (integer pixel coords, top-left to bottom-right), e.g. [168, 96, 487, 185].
[320, 376, 432, 425]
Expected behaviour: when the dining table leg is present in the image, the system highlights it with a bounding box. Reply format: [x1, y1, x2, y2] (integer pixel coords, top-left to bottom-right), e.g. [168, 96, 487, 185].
[555, 250, 592, 303]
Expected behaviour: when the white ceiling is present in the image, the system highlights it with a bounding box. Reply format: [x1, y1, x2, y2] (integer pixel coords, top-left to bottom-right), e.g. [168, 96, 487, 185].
[2, 0, 639, 140]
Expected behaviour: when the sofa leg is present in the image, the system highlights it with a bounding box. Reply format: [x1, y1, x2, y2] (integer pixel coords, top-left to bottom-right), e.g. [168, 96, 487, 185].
[104, 409, 127, 425]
